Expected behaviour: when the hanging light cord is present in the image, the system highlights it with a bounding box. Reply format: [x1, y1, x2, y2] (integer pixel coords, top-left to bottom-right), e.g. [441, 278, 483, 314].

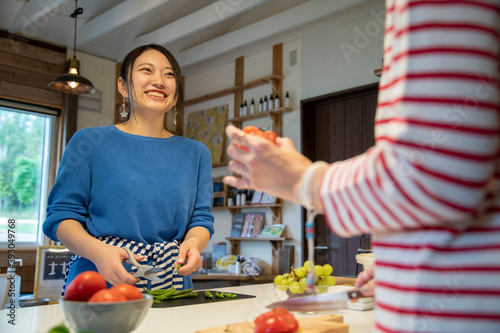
[70, 0, 83, 59]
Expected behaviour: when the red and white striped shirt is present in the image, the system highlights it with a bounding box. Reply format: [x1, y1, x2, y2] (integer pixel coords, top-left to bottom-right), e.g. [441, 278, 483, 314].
[320, 0, 500, 332]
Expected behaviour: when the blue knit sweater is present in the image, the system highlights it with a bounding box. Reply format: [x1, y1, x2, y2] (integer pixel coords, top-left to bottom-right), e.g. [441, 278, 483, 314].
[43, 126, 214, 245]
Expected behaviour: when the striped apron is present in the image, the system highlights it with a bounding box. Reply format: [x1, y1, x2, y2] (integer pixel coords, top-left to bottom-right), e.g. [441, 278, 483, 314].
[62, 236, 184, 295]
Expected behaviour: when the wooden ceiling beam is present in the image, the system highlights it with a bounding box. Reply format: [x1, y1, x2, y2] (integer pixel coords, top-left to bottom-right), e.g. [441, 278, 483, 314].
[178, 0, 367, 67]
[9, 0, 69, 34]
[76, 0, 172, 47]
[135, 0, 270, 46]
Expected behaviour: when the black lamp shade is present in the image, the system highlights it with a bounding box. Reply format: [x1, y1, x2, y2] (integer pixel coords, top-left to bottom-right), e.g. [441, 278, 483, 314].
[49, 57, 95, 94]
[49, 73, 96, 94]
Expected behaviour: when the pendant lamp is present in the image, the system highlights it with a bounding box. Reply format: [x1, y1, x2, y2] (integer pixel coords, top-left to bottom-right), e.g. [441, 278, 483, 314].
[49, 0, 95, 94]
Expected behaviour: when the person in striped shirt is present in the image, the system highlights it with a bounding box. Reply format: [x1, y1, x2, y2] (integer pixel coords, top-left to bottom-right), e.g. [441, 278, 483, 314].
[223, 0, 500, 331]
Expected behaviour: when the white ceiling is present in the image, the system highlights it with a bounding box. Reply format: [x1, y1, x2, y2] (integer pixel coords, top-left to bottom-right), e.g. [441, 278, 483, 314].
[0, 0, 366, 69]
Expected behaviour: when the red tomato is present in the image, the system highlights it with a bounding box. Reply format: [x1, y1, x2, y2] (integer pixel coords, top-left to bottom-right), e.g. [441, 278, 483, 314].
[64, 271, 108, 301]
[254, 308, 299, 333]
[109, 284, 143, 300]
[242, 126, 278, 145]
[242, 125, 262, 136]
[88, 289, 127, 303]
[262, 131, 277, 144]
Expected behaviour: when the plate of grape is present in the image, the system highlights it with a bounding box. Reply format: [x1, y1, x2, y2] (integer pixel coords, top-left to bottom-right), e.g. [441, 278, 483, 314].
[273, 261, 338, 300]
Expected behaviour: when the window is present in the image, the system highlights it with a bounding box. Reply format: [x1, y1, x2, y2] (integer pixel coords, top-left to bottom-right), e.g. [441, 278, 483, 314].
[0, 101, 57, 247]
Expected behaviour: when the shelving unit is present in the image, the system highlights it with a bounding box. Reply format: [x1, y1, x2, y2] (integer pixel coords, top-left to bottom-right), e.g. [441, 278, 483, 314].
[187, 43, 291, 277]
[184, 74, 282, 107]
[226, 203, 282, 224]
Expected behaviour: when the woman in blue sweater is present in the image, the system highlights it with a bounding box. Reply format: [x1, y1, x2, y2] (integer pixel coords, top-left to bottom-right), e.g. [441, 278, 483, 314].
[43, 44, 214, 291]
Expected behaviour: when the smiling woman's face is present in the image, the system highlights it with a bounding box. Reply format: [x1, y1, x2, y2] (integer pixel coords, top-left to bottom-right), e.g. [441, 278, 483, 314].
[120, 49, 178, 115]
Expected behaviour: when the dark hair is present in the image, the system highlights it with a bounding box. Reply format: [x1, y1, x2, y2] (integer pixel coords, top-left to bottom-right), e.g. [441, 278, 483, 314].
[120, 44, 183, 128]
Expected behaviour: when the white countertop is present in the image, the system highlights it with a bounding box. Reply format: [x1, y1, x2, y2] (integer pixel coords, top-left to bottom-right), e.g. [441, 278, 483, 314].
[1, 284, 374, 333]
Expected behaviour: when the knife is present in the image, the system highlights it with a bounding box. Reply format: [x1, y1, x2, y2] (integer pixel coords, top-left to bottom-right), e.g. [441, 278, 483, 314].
[266, 288, 369, 312]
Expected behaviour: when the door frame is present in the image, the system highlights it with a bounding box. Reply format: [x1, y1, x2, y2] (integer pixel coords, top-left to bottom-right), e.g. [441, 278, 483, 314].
[299, 82, 379, 266]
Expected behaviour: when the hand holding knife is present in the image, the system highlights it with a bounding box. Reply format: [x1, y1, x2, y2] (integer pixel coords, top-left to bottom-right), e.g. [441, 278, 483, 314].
[267, 287, 370, 312]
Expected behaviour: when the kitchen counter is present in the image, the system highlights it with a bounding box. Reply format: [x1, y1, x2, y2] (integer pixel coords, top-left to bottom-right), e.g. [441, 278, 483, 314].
[0, 283, 374, 333]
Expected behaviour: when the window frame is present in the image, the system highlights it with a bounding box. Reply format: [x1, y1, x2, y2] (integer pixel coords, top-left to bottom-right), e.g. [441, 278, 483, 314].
[0, 100, 62, 249]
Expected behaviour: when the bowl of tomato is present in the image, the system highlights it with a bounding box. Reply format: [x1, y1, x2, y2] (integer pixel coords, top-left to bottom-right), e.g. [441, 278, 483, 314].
[59, 271, 152, 333]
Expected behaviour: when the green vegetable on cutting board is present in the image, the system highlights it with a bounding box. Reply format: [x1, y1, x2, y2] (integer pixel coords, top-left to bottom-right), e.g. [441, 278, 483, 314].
[204, 290, 237, 299]
[215, 291, 237, 299]
[144, 287, 199, 303]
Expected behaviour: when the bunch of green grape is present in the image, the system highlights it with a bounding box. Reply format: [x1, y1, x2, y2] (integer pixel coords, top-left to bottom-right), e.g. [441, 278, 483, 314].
[274, 261, 336, 295]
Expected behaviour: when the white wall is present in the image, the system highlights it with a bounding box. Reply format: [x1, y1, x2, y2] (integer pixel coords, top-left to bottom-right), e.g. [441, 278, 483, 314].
[301, 0, 385, 99]
[75, 51, 117, 130]
[75, 0, 385, 274]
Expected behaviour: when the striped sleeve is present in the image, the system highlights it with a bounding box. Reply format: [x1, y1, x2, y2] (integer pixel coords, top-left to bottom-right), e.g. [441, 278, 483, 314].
[320, 0, 500, 237]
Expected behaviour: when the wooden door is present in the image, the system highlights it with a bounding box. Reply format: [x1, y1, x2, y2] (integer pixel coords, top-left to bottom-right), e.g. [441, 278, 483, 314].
[301, 83, 378, 276]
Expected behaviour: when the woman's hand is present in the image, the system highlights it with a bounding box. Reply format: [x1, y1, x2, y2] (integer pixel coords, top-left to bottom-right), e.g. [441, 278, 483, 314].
[56, 220, 141, 286]
[174, 227, 209, 276]
[224, 125, 313, 204]
[90, 243, 142, 285]
[175, 238, 202, 276]
[354, 265, 375, 296]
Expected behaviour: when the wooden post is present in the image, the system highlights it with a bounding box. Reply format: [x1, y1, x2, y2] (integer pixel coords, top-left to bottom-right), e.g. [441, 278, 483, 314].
[234, 56, 244, 127]
[272, 43, 283, 136]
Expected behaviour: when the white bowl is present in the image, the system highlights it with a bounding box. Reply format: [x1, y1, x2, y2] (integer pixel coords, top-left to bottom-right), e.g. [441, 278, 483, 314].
[59, 294, 152, 333]
[356, 253, 375, 271]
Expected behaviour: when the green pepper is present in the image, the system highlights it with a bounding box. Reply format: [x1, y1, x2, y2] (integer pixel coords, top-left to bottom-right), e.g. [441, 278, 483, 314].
[145, 287, 199, 303]
[205, 290, 213, 298]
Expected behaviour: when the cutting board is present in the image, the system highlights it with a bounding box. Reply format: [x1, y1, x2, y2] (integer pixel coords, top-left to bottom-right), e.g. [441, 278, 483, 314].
[195, 314, 348, 333]
[151, 290, 255, 308]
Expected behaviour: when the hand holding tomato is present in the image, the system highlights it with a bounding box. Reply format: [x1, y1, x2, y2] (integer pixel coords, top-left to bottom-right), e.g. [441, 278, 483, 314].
[254, 308, 299, 333]
[225, 124, 315, 205]
[242, 126, 278, 145]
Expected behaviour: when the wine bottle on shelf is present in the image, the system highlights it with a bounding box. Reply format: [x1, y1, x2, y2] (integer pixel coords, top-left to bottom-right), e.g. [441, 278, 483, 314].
[285, 91, 290, 108]
[239, 102, 243, 115]
[268, 94, 274, 110]
[250, 99, 255, 114]
[258, 98, 263, 112]
[274, 92, 280, 109]
[243, 101, 248, 116]
[241, 191, 246, 206]
[263, 96, 268, 112]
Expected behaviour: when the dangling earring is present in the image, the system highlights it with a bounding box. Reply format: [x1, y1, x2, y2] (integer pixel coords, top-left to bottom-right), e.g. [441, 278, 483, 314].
[174, 109, 178, 126]
[120, 97, 128, 119]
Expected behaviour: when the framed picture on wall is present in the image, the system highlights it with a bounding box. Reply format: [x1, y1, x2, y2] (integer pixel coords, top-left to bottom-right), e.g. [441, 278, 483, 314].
[34, 246, 73, 304]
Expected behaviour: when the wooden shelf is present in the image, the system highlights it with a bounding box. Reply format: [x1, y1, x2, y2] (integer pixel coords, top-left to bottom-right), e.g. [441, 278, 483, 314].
[228, 107, 293, 124]
[206, 44, 287, 276]
[184, 74, 282, 106]
[213, 191, 225, 198]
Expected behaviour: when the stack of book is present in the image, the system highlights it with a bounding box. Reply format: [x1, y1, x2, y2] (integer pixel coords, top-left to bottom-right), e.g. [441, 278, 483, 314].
[230, 212, 265, 237]
[229, 213, 286, 238]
